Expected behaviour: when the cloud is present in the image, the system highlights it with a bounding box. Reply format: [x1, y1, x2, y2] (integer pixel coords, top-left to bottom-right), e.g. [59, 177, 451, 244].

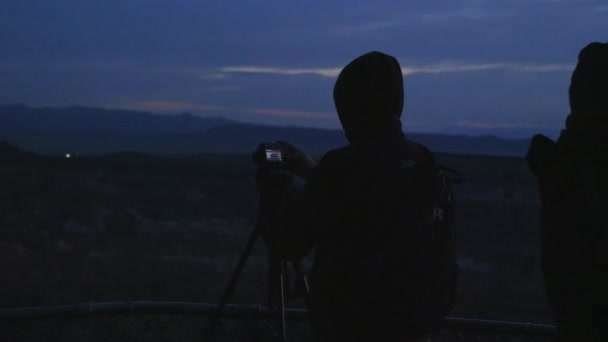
[197, 73, 229, 80]
[0, 62, 234, 82]
[1, 59, 574, 84]
[401, 62, 573, 75]
[247, 108, 333, 119]
[456, 121, 561, 130]
[220, 66, 341, 78]
[119, 100, 231, 113]
[117, 99, 333, 120]
[220, 61, 574, 79]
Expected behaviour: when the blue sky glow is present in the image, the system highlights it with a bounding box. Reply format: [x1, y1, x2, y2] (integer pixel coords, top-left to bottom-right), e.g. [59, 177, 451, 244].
[1, 0, 607, 138]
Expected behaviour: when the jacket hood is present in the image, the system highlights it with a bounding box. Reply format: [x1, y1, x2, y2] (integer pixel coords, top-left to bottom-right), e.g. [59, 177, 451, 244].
[333, 51, 404, 143]
[569, 42, 608, 121]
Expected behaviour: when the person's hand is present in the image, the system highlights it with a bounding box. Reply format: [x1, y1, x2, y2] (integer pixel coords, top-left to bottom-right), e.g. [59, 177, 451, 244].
[526, 134, 563, 208]
[526, 134, 557, 175]
[251, 141, 317, 179]
[276, 141, 317, 179]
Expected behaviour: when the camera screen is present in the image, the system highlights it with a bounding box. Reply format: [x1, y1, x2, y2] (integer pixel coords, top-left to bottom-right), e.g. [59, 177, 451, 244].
[265, 149, 283, 162]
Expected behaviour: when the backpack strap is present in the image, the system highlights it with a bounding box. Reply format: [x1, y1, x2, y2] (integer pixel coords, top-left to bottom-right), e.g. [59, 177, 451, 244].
[577, 157, 608, 267]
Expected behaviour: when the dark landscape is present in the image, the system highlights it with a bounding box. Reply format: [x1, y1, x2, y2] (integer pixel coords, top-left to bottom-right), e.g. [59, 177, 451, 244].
[3, 0, 600, 339]
[2, 105, 550, 340]
[0, 104, 532, 157]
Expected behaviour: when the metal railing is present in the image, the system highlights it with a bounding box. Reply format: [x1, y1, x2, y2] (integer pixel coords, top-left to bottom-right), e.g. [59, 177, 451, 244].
[1, 301, 556, 338]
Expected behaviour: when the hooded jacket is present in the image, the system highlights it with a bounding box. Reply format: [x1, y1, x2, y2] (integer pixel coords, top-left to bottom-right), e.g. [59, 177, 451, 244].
[527, 42, 608, 341]
[266, 51, 435, 259]
[333, 51, 405, 143]
[568, 42, 608, 124]
[258, 51, 455, 340]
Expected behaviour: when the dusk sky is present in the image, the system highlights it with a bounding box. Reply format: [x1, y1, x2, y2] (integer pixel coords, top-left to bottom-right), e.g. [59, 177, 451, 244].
[1, 0, 607, 138]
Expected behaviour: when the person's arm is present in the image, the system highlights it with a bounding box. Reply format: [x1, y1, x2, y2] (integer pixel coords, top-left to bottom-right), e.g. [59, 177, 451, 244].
[261, 168, 330, 260]
[527, 135, 603, 340]
[253, 143, 332, 261]
[251, 141, 318, 180]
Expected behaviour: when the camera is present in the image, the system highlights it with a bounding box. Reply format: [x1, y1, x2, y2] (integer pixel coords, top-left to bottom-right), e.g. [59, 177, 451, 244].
[262, 143, 284, 166]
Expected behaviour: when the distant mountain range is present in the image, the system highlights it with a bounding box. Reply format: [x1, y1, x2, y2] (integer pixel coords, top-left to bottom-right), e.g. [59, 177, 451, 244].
[0, 104, 531, 157]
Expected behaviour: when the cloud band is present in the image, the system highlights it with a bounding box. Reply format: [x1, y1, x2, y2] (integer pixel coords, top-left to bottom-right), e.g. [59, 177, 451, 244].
[220, 61, 573, 78]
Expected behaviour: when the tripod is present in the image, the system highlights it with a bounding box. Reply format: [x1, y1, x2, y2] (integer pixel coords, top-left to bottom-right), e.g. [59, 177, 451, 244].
[202, 222, 310, 342]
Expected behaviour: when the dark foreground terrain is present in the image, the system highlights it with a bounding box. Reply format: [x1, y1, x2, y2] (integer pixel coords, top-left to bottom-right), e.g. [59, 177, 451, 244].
[1, 142, 551, 340]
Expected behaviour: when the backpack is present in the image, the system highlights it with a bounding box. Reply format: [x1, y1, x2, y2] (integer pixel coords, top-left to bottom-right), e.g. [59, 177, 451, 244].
[550, 131, 608, 269]
[333, 146, 460, 330]
[572, 147, 608, 268]
[533, 131, 608, 341]
[393, 163, 460, 327]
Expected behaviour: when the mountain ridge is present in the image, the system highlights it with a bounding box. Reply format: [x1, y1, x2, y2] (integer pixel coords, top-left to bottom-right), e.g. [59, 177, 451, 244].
[0, 104, 531, 157]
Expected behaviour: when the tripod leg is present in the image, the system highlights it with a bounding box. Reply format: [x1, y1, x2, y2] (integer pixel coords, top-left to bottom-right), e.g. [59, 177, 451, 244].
[299, 275, 311, 307]
[292, 262, 313, 325]
[268, 253, 277, 308]
[267, 254, 287, 341]
[292, 263, 310, 301]
[278, 260, 287, 342]
[202, 224, 260, 342]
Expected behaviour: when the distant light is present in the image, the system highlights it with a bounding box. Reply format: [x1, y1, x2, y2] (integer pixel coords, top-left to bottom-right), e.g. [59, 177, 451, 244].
[65, 153, 71, 159]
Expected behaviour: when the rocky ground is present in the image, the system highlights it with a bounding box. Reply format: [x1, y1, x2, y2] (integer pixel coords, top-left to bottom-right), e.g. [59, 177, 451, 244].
[1, 144, 551, 326]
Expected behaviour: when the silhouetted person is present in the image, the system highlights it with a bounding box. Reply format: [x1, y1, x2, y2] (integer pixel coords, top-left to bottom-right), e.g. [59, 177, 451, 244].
[253, 51, 458, 341]
[527, 42, 608, 341]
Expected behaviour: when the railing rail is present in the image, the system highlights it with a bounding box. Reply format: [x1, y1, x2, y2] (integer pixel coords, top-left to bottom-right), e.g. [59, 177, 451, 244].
[1, 301, 556, 337]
